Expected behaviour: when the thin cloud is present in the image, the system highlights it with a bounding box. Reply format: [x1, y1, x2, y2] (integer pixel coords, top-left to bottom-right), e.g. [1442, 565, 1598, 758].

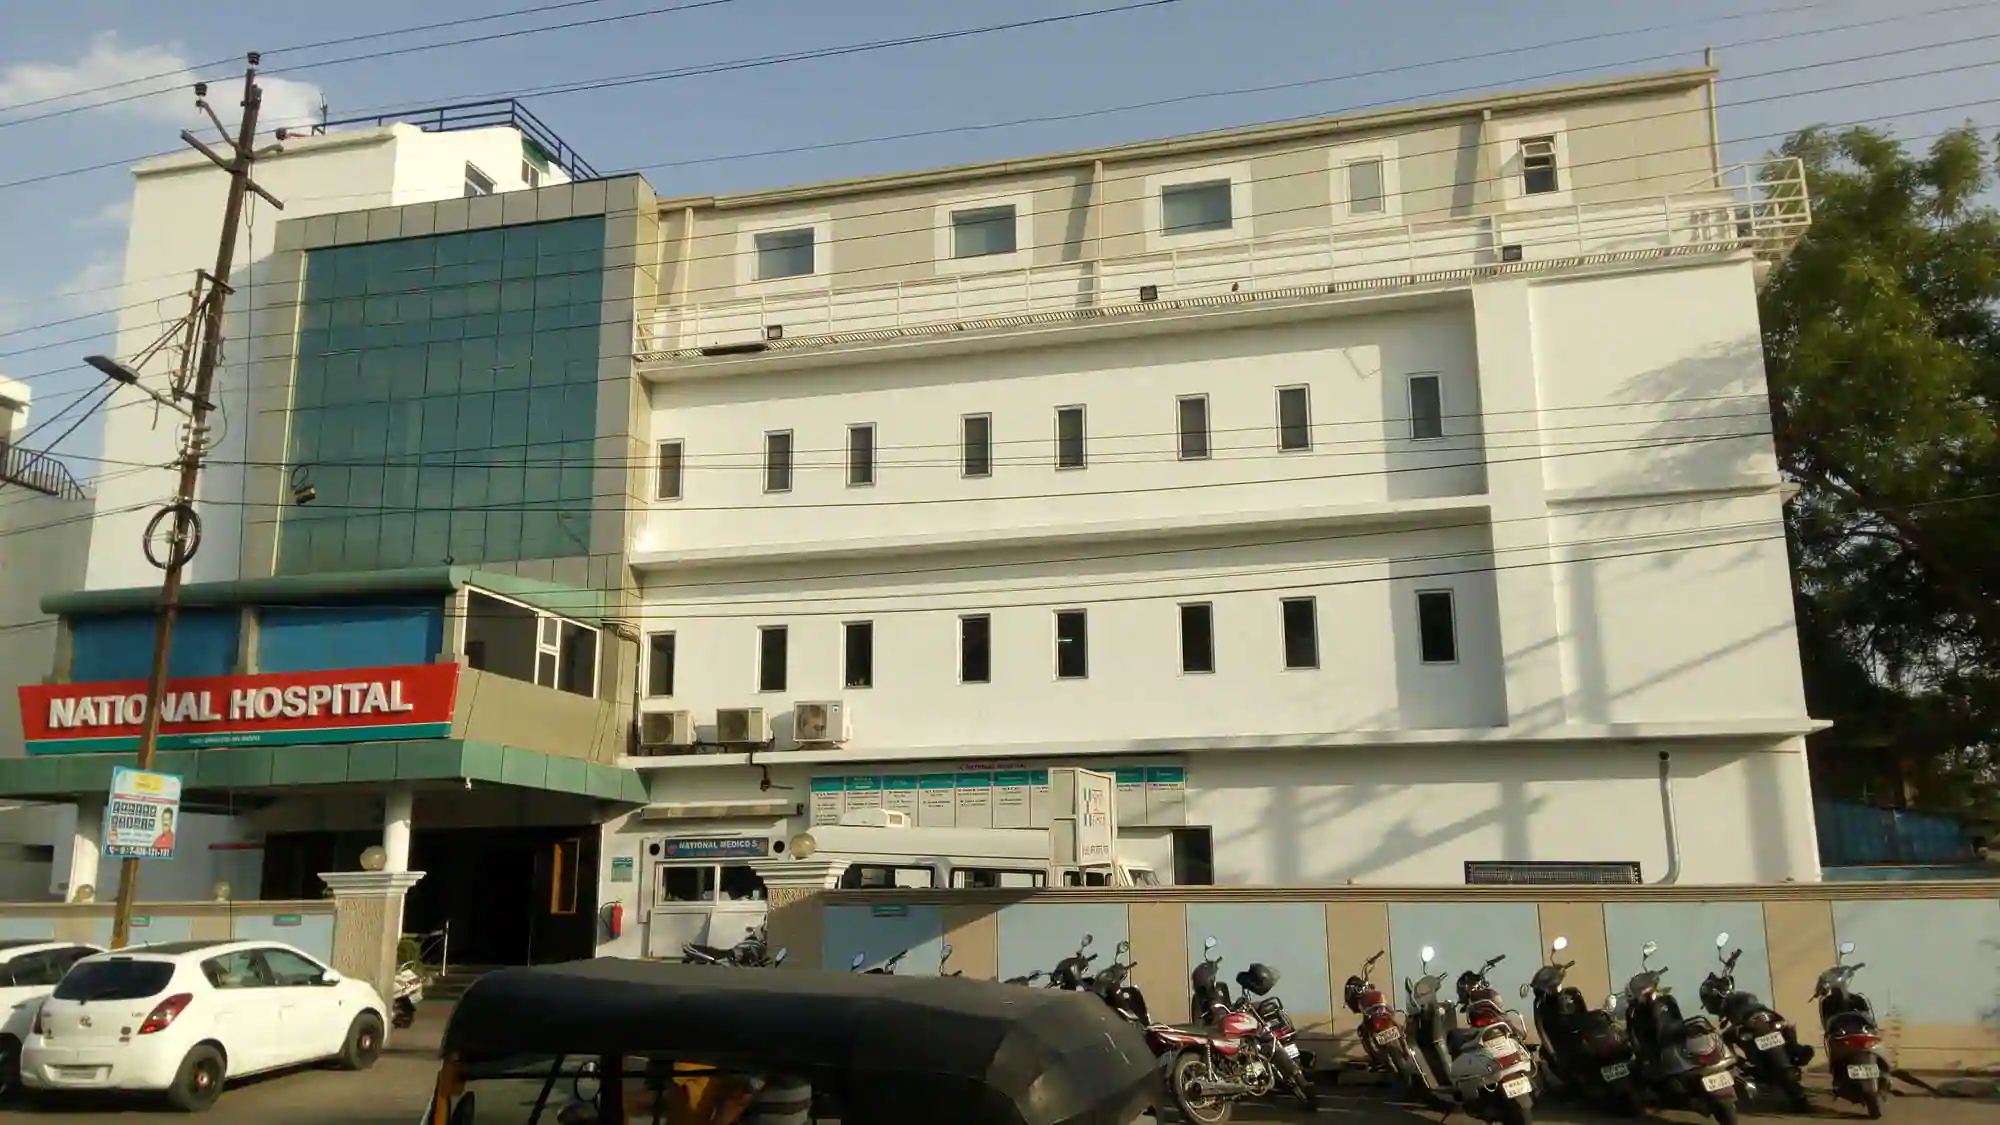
[0, 33, 322, 135]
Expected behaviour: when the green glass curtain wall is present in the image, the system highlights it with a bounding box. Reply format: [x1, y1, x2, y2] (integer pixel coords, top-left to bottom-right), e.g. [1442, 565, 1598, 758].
[281, 217, 607, 574]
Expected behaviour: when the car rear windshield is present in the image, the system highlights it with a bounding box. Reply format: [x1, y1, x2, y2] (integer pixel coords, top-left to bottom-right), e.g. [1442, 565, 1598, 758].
[52, 959, 174, 1001]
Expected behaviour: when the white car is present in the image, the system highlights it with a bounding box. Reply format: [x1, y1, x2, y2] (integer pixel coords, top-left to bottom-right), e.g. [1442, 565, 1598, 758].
[2, 939, 104, 1095]
[20, 939, 388, 1111]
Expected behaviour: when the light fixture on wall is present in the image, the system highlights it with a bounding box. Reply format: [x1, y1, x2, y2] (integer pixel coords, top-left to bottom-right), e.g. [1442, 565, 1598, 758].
[764, 324, 784, 341]
[72, 883, 96, 903]
[359, 845, 387, 872]
[212, 880, 233, 902]
[290, 464, 317, 506]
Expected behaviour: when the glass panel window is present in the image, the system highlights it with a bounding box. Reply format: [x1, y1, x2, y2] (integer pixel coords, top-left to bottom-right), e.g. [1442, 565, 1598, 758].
[844, 620, 874, 689]
[1161, 180, 1233, 235]
[1521, 136, 1560, 195]
[262, 948, 328, 987]
[1409, 375, 1444, 440]
[960, 615, 992, 684]
[1347, 157, 1386, 214]
[1055, 609, 1088, 680]
[557, 621, 596, 697]
[764, 430, 794, 493]
[1055, 406, 1086, 469]
[1177, 395, 1210, 460]
[1417, 589, 1459, 664]
[758, 626, 788, 692]
[951, 205, 1017, 258]
[522, 162, 541, 190]
[755, 228, 815, 280]
[647, 632, 676, 697]
[464, 164, 495, 198]
[1282, 597, 1319, 670]
[1277, 386, 1311, 452]
[656, 440, 684, 500]
[962, 414, 992, 478]
[1180, 602, 1215, 674]
[848, 423, 875, 487]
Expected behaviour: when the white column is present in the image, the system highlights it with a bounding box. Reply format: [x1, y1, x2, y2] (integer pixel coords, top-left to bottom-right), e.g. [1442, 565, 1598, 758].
[382, 785, 414, 874]
[69, 796, 104, 902]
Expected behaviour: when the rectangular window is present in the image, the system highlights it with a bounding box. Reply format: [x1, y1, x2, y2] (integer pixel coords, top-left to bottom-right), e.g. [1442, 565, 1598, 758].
[757, 626, 788, 692]
[464, 164, 495, 198]
[1180, 602, 1215, 674]
[556, 621, 596, 697]
[646, 633, 676, 698]
[1177, 395, 1210, 460]
[1276, 386, 1311, 452]
[755, 228, 815, 280]
[1054, 609, 1088, 680]
[962, 413, 992, 478]
[655, 440, 684, 501]
[522, 162, 541, 191]
[951, 205, 1018, 258]
[1161, 179, 1233, 235]
[844, 620, 875, 689]
[764, 430, 793, 493]
[1521, 136, 1560, 195]
[1347, 157, 1386, 214]
[1054, 405, 1086, 469]
[1417, 589, 1458, 664]
[959, 614, 992, 684]
[847, 423, 876, 487]
[1281, 597, 1319, 670]
[1408, 375, 1444, 440]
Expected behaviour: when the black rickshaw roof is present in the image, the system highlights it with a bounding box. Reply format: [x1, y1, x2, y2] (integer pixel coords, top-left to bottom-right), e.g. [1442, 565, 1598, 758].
[442, 958, 1160, 1125]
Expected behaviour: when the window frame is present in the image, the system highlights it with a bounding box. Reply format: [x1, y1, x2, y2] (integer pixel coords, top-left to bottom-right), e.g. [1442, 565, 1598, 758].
[1177, 394, 1211, 461]
[463, 163, 495, 198]
[1520, 136, 1560, 197]
[1494, 117, 1572, 210]
[1054, 608, 1089, 681]
[752, 228, 817, 282]
[1179, 601, 1216, 675]
[1281, 596, 1320, 671]
[1407, 374, 1445, 442]
[1054, 405, 1087, 470]
[843, 619, 875, 689]
[1145, 163, 1252, 250]
[933, 191, 1035, 274]
[646, 631, 677, 698]
[521, 161, 541, 191]
[1329, 139, 1402, 223]
[735, 214, 832, 293]
[763, 429, 794, 494]
[1416, 588, 1460, 665]
[960, 613, 992, 685]
[1275, 385, 1312, 453]
[847, 423, 876, 488]
[655, 439, 684, 501]
[1160, 179, 1235, 237]
[261, 946, 332, 987]
[961, 413, 993, 479]
[757, 625, 789, 693]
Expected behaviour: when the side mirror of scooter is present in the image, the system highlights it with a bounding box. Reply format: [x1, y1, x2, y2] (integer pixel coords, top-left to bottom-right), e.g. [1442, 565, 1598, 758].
[1838, 940, 1856, 958]
[1550, 936, 1568, 954]
[1081, 934, 1094, 948]
[941, 943, 954, 964]
[1204, 936, 1218, 953]
[850, 952, 867, 971]
[1641, 940, 1659, 963]
[1420, 945, 1436, 967]
[1715, 932, 1730, 950]
[773, 948, 789, 965]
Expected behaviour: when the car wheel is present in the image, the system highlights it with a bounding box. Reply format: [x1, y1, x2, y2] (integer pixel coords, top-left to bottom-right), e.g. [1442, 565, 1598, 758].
[166, 1044, 226, 1113]
[337, 1012, 385, 1071]
[0, 1033, 22, 1100]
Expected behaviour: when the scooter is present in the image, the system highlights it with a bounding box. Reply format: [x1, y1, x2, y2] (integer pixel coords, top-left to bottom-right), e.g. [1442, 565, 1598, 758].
[1049, 933, 1099, 991]
[848, 949, 910, 974]
[682, 923, 769, 967]
[1405, 946, 1538, 1125]
[1699, 931, 1812, 1110]
[1814, 940, 1891, 1119]
[1621, 939, 1739, 1125]
[1523, 936, 1641, 1115]
[1090, 940, 1150, 1026]
[938, 943, 964, 977]
[391, 960, 429, 1029]
[1345, 950, 1422, 1089]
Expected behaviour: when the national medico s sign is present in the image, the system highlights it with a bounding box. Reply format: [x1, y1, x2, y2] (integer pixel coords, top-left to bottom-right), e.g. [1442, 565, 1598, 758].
[106, 768, 183, 860]
[17, 664, 461, 755]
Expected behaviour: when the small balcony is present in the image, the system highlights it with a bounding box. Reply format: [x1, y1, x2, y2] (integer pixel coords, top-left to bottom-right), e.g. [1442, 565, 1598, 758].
[0, 440, 88, 501]
[637, 159, 1808, 366]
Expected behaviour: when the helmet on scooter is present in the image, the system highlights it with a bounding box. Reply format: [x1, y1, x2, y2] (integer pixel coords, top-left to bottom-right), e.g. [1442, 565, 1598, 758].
[1236, 962, 1279, 997]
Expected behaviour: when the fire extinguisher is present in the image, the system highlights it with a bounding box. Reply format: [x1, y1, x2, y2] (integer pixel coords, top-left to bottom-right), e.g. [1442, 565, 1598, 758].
[602, 901, 624, 941]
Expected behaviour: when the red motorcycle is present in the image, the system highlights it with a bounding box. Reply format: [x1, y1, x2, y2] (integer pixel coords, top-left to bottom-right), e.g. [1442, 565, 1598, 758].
[1144, 936, 1299, 1123]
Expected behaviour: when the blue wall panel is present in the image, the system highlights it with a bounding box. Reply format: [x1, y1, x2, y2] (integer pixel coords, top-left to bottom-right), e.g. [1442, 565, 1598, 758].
[233, 913, 337, 964]
[1386, 903, 1542, 1009]
[1185, 903, 1332, 1017]
[125, 914, 194, 947]
[258, 601, 445, 673]
[822, 905, 945, 975]
[1831, 899, 2000, 1025]
[0, 917, 56, 942]
[1604, 902, 1772, 1011]
[996, 903, 1129, 984]
[72, 611, 240, 682]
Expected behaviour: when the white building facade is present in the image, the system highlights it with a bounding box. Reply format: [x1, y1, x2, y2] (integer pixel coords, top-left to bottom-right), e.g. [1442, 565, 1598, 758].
[602, 65, 1823, 900]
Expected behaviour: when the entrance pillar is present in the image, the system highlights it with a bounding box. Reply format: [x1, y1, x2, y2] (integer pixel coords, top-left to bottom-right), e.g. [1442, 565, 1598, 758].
[320, 870, 425, 1004]
[66, 796, 105, 902]
[748, 858, 849, 971]
[382, 785, 415, 873]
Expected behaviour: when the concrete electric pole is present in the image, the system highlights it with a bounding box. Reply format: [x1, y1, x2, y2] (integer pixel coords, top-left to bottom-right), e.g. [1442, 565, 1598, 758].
[99, 54, 284, 950]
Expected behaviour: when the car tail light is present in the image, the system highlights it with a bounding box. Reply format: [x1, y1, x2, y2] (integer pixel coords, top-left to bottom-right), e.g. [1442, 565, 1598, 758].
[1832, 1032, 1880, 1051]
[139, 993, 192, 1035]
[32, 1004, 46, 1036]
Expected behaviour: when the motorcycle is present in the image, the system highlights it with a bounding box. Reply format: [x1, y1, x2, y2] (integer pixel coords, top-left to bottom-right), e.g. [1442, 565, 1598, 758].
[391, 960, 429, 1029]
[939, 943, 964, 977]
[1699, 931, 1812, 1110]
[682, 923, 770, 967]
[1048, 933, 1100, 991]
[848, 949, 910, 975]
[1405, 947, 1538, 1125]
[1149, 936, 1289, 1124]
[1621, 939, 1739, 1125]
[1522, 936, 1641, 1115]
[1090, 940, 1151, 1026]
[1814, 940, 1891, 1119]
[1345, 950, 1423, 1088]
[1227, 949, 1317, 1110]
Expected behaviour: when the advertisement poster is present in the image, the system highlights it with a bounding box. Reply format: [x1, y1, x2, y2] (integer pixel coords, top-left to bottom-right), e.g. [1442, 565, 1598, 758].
[105, 768, 183, 860]
[881, 776, 919, 820]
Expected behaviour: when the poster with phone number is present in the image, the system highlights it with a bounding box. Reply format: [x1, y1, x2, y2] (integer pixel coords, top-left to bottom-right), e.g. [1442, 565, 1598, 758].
[105, 767, 183, 860]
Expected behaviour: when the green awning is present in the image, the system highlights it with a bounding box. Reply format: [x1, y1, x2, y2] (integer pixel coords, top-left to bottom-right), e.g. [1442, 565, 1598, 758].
[0, 739, 647, 803]
[41, 565, 618, 623]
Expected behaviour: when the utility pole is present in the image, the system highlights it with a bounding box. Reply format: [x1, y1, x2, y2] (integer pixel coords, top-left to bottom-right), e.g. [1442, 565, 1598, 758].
[105, 54, 283, 950]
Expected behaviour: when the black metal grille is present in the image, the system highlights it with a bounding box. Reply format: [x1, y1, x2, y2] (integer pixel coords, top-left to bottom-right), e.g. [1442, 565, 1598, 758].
[0, 440, 88, 500]
[1464, 860, 1642, 886]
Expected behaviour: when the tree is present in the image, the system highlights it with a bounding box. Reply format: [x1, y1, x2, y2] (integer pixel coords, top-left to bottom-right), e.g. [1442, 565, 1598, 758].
[1759, 123, 2000, 815]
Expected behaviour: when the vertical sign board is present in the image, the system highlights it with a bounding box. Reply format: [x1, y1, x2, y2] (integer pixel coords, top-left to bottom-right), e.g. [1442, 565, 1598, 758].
[917, 774, 957, 827]
[954, 772, 993, 828]
[105, 768, 183, 860]
[992, 771, 1033, 828]
[1075, 769, 1115, 866]
[809, 777, 843, 826]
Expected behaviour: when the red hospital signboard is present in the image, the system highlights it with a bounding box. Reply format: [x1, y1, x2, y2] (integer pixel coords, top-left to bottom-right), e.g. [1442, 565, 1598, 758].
[18, 664, 461, 756]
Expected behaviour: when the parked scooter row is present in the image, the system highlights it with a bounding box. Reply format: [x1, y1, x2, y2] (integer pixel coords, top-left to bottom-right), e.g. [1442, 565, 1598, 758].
[682, 924, 788, 967]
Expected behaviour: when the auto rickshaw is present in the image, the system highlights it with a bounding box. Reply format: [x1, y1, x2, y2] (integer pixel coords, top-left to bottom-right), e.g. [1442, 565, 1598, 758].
[422, 957, 1163, 1125]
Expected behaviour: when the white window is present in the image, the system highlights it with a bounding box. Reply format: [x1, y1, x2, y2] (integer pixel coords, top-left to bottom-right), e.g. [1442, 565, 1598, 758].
[1416, 590, 1458, 665]
[463, 164, 495, 198]
[1521, 136, 1559, 196]
[953, 205, 1017, 258]
[755, 229, 815, 280]
[736, 214, 832, 291]
[1494, 118, 1571, 210]
[933, 192, 1034, 274]
[656, 440, 683, 501]
[1177, 395, 1210, 461]
[522, 161, 541, 191]
[1408, 375, 1444, 441]
[1276, 386, 1311, 452]
[847, 423, 875, 487]
[1347, 159, 1385, 214]
[1162, 180, 1233, 235]
[464, 589, 597, 698]
[1145, 164, 1252, 250]
[646, 633, 676, 697]
[962, 414, 993, 478]
[764, 431, 794, 493]
[1054, 405, 1086, 470]
[1331, 140, 1401, 222]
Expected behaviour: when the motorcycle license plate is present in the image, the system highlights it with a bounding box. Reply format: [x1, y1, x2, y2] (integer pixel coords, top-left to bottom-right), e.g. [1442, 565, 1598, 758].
[1282, 1042, 1300, 1059]
[1753, 1031, 1785, 1052]
[1847, 1063, 1880, 1081]
[1375, 1026, 1402, 1043]
[1701, 1071, 1734, 1093]
[1600, 1062, 1630, 1082]
[1501, 1077, 1533, 1100]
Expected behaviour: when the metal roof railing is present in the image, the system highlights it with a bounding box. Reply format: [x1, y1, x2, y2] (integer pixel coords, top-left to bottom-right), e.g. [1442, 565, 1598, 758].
[310, 99, 599, 181]
[0, 440, 89, 500]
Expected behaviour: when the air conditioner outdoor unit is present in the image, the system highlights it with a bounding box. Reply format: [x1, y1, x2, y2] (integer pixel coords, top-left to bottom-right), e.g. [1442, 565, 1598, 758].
[715, 707, 770, 745]
[793, 700, 850, 744]
[635, 710, 695, 755]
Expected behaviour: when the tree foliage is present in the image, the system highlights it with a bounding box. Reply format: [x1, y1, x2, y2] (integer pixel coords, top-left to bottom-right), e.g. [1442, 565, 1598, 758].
[1760, 124, 2000, 813]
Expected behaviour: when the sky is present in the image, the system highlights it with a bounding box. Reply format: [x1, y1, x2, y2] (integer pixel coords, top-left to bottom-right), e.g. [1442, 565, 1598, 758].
[1, 0, 1997, 474]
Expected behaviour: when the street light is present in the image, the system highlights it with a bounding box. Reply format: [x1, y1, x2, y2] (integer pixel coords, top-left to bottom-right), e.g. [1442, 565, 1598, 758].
[83, 354, 143, 385]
